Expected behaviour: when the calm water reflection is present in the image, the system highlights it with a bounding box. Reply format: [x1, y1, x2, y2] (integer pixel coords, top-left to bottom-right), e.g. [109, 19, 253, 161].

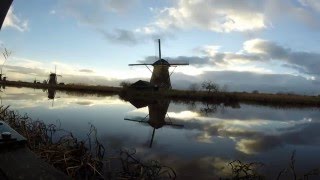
[1, 87, 320, 179]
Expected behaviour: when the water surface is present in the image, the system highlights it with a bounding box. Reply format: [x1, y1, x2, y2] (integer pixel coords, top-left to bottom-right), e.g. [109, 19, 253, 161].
[2, 87, 320, 179]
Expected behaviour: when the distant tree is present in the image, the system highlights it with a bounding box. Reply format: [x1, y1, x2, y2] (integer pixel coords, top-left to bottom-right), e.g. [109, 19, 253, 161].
[1, 48, 11, 75]
[201, 80, 220, 93]
[252, 90, 259, 94]
[119, 81, 131, 88]
[189, 83, 199, 92]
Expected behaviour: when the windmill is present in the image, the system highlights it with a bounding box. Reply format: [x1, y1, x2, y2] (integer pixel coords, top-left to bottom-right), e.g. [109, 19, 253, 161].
[48, 65, 62, 85]
[129, 39, 189, 89]
[124, 99, 183, 148]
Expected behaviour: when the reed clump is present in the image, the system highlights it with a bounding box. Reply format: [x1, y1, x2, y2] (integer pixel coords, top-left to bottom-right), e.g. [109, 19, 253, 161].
[0, 105, 105, 179]
[0, 106, 176, 179]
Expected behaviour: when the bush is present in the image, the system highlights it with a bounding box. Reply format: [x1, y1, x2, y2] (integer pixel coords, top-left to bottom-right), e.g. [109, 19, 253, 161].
[119, 81, 131, 88]
[201, 80, 220, 93]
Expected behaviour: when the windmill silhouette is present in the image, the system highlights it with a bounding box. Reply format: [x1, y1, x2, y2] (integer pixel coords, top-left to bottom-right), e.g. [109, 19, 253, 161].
[129, 39, 188, 89]
[48, 66, 62, 85]
[124, 99, 183, 148]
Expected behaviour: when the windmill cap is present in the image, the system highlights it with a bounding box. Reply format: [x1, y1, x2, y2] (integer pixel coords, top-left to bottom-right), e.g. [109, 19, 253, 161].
[153, 59, 170, 66]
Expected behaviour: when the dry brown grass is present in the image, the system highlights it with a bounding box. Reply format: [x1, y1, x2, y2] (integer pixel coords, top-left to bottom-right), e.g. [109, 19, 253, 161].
[0, 106, 176, 179]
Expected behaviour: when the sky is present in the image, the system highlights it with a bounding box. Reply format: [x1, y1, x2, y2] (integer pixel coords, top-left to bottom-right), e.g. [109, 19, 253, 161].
[1, 0, 320, 94]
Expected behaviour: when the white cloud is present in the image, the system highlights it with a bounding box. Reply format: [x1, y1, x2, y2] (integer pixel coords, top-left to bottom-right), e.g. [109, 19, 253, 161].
[154, 0, 266, 32]
[243, 39, 269, 54]
[3, 7, 29, 32]
[299, 0, 320, 11]
[58, 0, 140, 26]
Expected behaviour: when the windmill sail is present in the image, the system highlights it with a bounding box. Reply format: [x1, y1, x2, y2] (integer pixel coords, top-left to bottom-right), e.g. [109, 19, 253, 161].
[0, 0, 13, 30]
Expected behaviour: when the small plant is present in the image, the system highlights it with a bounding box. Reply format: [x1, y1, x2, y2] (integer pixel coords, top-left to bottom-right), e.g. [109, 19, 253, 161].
[227, 160, 264, 179]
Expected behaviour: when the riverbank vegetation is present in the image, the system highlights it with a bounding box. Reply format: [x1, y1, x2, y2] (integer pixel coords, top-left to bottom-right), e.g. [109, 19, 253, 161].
[1, 79, 320, 108]
[0, 106, 176, 179]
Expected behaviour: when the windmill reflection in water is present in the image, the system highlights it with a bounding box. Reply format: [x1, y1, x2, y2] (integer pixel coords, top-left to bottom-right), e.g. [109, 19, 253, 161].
[47, 88, 60, 107]
[125, 99, 184, 148]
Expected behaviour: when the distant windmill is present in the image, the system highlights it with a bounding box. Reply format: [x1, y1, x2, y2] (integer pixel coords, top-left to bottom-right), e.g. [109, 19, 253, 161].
[48, 65, 62, 85]
[129, 39, 189, 89]
[124, 100, 183, 148]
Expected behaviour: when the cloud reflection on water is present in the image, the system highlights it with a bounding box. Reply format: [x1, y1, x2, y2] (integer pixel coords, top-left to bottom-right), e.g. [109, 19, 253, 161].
[2, 87, 320, 179]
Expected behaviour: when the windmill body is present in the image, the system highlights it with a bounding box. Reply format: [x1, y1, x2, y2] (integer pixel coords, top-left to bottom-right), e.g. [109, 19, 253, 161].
[48, 73, 57, 85]
[150, 59, 171, 89]
[48, 66, 62, 85]
[129, 39, 188, 90]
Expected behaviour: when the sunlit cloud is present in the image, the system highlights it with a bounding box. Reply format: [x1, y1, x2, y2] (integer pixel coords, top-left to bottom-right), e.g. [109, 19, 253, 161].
[3, 7, 29, 32]
[153, 0, 266, 32]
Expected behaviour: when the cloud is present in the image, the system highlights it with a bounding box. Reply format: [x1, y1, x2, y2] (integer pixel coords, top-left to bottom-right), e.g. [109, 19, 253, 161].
[3, 7, 29, 32]
[240, 39, 320, 75]
[153, 0, 266, 32]
[106, 0, 139, 13]
[147, 0, 320, 34]
[135, 38, 320, 78]
[4, 64, 47, 77]
[98, 28, 139, 45]
[58, 0, 140, 25]
[138, 56, 210, 66]
[58, 0, 170, 45]
[171, 71, 319, 94]
[299, 0, 320, 11]
[193, 39, 320, 77]
[79, 69, 94, 73]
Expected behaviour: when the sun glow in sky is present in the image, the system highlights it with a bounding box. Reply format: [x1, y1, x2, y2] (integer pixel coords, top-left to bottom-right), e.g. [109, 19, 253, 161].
[1, 0, 320, 94]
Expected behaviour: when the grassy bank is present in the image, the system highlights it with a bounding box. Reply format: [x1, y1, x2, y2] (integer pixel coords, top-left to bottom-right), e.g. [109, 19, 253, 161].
[1, 80, 320, 107]
[120, 88, 320, 108]
[2, 80, 121, 94]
